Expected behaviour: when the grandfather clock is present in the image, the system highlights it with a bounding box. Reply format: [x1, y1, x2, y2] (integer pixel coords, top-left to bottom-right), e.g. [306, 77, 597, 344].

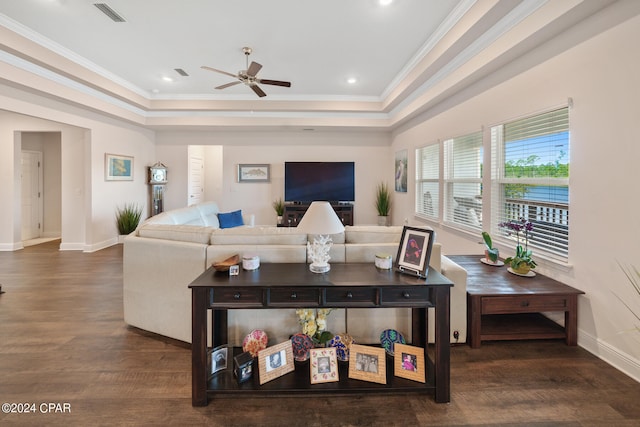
[147, 162, 167, 216]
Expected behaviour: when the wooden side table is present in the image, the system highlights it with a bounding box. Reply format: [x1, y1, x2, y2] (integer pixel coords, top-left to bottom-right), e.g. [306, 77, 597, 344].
[449, 255, 584, 349]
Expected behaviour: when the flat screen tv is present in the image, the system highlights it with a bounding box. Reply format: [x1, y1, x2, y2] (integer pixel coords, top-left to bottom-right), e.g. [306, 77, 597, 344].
[284, 162, 355, 203]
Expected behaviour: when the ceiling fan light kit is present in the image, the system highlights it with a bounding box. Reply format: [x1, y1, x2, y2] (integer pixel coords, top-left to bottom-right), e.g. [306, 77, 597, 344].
[201, 47, 291, 97]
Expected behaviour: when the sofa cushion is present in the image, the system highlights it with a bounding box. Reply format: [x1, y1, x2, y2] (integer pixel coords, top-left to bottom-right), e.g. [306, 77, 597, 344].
[345, 226, 404, 244]
[211, 226, 307, 245]
[218, 210, 244, 229]
[137, 224, 214, 244]
[195, 201, 220, 227]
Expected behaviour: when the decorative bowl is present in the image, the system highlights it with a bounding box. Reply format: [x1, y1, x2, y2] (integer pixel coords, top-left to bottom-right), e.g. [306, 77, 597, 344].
[212, 254, 240, 272]
[242, 329, 268, 357]
[290, 333, 314, 362]
[380, 329, 406, 356]
[327, 333, 355, 362]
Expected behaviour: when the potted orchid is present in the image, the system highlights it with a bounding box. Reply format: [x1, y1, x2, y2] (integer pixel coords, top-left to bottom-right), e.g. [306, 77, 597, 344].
[499, 218, 537, 275]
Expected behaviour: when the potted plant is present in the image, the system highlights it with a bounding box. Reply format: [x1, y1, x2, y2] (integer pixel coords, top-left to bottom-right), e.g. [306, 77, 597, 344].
[272, 198, 285, 225]
[375, 182, 391, 226]
[481, 231, 500, 264]
[499, 218, 537, 275]
[116, 203, 143, 241]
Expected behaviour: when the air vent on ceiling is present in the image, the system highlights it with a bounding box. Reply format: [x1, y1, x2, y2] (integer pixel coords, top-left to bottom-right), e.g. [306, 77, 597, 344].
[174, 68, 189, 77]
[93, 3, 126, 22]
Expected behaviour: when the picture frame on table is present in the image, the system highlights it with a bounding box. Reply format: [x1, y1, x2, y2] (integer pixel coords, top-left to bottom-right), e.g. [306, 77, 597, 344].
[310, 347, 339, 384]
[234, 351, 254, 384]
[348, 344, 386, 385]
[395, 226, 435, 279]
[208, 345, 228, 379]
[258, 341, 294, 385]
[394, 343, 426, 383]
[238, 164, 270, 183]
[105, 153, 133, 181]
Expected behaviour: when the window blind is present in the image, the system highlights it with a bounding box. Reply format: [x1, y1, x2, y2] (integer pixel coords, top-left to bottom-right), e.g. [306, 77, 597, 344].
[491, 107, 570, 260]
[415, 143, 439, 219]
[443, 131, 483, 231]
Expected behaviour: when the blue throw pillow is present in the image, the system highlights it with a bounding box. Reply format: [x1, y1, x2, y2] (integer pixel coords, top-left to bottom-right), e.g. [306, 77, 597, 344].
[218, 210, 244, 229]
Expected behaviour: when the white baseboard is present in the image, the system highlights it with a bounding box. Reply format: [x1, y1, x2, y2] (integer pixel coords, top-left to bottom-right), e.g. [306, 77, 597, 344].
[579, 329, 640, 383]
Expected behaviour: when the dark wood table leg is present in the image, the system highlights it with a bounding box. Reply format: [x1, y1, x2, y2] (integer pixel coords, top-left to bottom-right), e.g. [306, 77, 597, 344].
[191, 288, 208, 407]
[468, 293, 482, 348]
[434, 286, 450, 403]
[565, 295, 578, 346]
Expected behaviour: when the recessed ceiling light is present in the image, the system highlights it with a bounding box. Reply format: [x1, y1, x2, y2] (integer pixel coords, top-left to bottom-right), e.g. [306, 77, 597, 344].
[379, 0, 393, 6]
[162, 76, 174, 82]
[347, 77, 358, 84]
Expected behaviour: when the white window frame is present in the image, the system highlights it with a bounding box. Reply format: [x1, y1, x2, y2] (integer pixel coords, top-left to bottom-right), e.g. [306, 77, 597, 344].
[415, 142, 440, 221]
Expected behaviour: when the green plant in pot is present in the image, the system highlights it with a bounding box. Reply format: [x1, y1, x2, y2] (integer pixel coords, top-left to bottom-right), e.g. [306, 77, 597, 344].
[375, 182, 391, 226]
[481, 231, 500, 264]
[272, 198, 285, 225]
[116, 203, 143, 236]
[499, 218, 537, 275]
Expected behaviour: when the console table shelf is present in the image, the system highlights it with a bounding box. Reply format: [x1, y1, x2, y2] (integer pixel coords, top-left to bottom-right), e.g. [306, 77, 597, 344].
[189, 263, 452, 406]
[207, 347, 436, 396]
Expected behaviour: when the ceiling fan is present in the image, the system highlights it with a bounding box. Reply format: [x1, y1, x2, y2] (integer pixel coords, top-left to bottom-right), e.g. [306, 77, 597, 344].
[201, 47, 291, 97]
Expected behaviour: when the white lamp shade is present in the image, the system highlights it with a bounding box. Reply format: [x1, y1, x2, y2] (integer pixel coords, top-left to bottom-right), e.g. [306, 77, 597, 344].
[296, 201, 345, 235]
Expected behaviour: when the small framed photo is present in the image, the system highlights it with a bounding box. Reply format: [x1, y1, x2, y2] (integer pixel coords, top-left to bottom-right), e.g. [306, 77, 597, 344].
[234, 351, 254, 384]
[257, 341, 294, 385]
[348, 344, 386, 385]
[208, 345, 228, 378]
[394, 343, 426, 383]
[395, 226, 435, 278]
[310, 347, 339, 384]
[238, 164, 270, 183]
[105, 153, 133, 181]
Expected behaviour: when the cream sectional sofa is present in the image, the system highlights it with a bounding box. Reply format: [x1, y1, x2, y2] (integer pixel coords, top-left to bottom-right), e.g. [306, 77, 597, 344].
[123, 202, 467, 346]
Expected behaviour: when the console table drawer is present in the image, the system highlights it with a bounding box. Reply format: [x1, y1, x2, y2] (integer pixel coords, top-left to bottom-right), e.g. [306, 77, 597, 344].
[482, 295, 569, 314]
[268, 288, 320, 307]
[211, 288, 263, 307]
[324, 287, 378, 307]
[380, 287, 430, 306]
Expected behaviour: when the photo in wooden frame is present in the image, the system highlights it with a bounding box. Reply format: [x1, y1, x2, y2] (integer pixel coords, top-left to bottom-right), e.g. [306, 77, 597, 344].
[310, 347, 339, 384]
[257, 341, 295, 385]
[348, 344, 386, 385]
[395, 226, 435, 278]
[394, 343, 426, 383]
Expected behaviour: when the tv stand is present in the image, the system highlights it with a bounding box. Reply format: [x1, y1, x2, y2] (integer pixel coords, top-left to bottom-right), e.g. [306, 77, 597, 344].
[283, 203, 353, 226]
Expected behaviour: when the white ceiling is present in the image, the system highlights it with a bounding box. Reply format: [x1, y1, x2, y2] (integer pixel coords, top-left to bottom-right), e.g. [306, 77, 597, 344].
[0, 0, 626, 131]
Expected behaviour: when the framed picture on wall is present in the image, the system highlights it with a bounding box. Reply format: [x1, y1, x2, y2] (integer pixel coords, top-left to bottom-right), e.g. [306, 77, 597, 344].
[395, 149, 407, 193]
[238, 164, 270, 183]
[105, 153, 133, 181]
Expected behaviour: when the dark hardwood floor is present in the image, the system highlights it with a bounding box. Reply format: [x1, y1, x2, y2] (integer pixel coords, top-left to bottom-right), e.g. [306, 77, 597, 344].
[0, 240, 639, 426]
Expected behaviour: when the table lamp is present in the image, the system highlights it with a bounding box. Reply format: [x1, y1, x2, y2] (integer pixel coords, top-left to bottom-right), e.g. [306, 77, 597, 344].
[296, 201, 345, 273]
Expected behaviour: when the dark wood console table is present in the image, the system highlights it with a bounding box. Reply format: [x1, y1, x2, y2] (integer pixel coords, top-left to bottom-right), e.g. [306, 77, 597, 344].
[189, 263, 452, 406]
[449, 255, 584, 348]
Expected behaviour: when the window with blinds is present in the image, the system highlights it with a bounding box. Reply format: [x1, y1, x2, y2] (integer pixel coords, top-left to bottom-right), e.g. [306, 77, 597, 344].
[415, 143, 439, 220]
[443, 131, 483, 231]
[491, 107, 570, 260]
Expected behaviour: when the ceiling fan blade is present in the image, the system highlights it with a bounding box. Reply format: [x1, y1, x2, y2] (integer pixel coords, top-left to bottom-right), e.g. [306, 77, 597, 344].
[246, 61, 263, 77]
[259, 79, 291, 88]
[215, 81, 242, 90]
[251, 84, 267, 98]
[201, 65, 237, 78]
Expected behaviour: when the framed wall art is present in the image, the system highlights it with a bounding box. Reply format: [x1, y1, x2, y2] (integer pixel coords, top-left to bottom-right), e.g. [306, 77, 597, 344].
[395, 226, 435, 278]
[310, 347, 339, 384]
[348, 344, 386, 385]
[394, 343, 425, 383]
[238, 164, 270, 183]
[105, 153, 133, 181]
[395, 149, 407, 193]
[257, 341, 294, 385]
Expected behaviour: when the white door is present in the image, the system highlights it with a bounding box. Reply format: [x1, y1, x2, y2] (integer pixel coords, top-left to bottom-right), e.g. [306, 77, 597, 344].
[188, 155, 204, 205]
[21, 151, 43, 240]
